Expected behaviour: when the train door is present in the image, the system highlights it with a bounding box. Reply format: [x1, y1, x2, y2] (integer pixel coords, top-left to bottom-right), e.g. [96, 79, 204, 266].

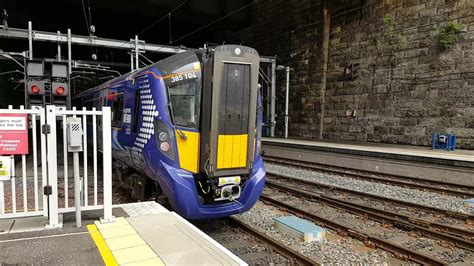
[200, 45, 260, 177]
[216, 63, 251, 169]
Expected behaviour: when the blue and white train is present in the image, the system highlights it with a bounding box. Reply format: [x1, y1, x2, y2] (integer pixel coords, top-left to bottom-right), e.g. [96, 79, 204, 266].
[74, 45, 266, 219]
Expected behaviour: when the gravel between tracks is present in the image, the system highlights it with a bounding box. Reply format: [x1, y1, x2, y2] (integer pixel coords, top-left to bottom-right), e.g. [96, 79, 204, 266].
[234, 202, 396, 265]
[266, 163, 474, 215]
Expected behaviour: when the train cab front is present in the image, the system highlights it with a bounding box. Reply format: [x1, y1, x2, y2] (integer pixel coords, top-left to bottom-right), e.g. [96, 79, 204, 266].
[153, 45, 265, 219]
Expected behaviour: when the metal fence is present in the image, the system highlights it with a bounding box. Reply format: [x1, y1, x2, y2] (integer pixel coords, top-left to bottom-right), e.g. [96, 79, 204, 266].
[0, 105, 113, 228]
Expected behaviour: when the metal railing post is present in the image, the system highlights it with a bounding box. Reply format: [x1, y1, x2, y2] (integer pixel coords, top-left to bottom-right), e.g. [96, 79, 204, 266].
[40, 107, 48, 217]
[0, 181, 4, 215]
[101, 107, 114, 223]
[73, 150, 81, 227]
[45, 105, 61, 228]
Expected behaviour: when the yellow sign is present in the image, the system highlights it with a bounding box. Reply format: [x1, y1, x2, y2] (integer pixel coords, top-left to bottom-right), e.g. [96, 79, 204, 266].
[0, 156, 11, 181]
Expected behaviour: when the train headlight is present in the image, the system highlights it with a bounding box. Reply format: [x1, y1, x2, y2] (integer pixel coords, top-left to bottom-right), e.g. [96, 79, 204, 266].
[158, 131, 168, 142]
[160, 142, 170, 152]
[154, 120, 176, 160]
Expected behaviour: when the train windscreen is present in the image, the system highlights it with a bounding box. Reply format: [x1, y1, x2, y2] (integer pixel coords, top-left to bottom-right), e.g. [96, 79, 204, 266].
[158, 51, 202, 129]
[168, 80, 199, 128]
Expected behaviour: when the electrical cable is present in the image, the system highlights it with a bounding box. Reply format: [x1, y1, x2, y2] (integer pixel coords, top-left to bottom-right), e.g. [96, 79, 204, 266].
[139, 53, 154, 64]
[87, 0, 93, 31]
[81, 0, 90, 35]
[111, 0, 188, 61]
[0, 53, 24, 69]
[144, 1, 254, 58]
[170, 1, 255, 45]
[137, 0, 187, 37]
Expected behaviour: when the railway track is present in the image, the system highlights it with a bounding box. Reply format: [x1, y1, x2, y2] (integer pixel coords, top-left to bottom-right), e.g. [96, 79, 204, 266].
[267, 172, 474, 241]
[264, 156, 474, 198]
[262, 176, 474, 265]
[193, 217, 319, 265]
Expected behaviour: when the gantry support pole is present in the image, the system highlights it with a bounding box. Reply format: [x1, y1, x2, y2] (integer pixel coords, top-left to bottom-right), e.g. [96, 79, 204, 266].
[319, 8, 331, 139]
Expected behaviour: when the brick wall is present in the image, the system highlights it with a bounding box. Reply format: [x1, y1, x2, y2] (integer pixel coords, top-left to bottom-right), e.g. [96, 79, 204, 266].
[251, 0, 474, 149]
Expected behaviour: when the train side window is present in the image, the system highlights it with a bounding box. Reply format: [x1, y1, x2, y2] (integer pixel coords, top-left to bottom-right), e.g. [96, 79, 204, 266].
[110, 94, 124, 127]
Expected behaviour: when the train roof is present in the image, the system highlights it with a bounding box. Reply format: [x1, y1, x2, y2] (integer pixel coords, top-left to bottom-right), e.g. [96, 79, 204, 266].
[74, 49, 200, 98]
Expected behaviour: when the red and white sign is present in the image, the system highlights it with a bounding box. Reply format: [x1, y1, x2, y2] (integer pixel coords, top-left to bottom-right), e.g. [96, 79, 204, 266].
[0, 114, 29, 155]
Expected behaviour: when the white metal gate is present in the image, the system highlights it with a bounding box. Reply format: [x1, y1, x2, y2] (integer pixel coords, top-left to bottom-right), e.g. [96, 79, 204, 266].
[0, 105, 113, 228]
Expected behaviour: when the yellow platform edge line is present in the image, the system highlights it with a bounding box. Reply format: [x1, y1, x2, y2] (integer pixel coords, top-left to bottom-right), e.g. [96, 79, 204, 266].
[87, 224, 119, 266]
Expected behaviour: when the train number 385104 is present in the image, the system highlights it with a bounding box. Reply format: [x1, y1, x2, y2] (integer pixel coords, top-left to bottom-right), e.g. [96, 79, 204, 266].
[170, 72, 197, 82]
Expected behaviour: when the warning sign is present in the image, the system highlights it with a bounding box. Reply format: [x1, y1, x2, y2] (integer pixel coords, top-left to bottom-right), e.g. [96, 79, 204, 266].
[0, 156, 11, 181]
[0, 114, 29, 155]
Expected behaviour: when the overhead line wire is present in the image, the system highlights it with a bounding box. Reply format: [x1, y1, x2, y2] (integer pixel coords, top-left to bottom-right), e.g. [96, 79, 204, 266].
[145, 1, 255, 58]
[81, 0, 91, 35]
[170, 1, 255, 44]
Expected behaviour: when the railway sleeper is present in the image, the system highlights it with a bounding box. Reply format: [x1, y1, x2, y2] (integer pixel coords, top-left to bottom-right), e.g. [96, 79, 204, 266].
[265, 181, 474, 252]
[260, 195, 447, 265]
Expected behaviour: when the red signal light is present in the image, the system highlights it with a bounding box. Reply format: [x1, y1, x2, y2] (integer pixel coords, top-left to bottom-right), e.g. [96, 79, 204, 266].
[56, 86, 65, 95]
[31, 85, 40, 94]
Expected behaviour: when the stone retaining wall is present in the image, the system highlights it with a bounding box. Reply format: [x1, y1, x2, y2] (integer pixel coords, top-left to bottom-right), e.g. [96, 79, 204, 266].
[251, 0, 474, 148]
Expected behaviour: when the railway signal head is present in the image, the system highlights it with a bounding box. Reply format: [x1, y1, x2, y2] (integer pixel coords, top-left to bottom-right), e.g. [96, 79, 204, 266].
[27, 80, 45, 95]
[52, 82, 68, 96]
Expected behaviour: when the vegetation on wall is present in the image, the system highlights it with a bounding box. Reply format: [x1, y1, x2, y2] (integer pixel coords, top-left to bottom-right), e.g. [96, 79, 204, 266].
[437, 22, 462, 50]
[382, 14, 402, 46]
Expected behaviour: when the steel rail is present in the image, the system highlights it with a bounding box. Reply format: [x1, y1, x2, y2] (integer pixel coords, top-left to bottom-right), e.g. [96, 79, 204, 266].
[267, 171, 474, 221]
[265, 180, 474, 252]
[228, 217, 320, 265]
[264, 156, 474, 198]
[260, 195, 447, 265]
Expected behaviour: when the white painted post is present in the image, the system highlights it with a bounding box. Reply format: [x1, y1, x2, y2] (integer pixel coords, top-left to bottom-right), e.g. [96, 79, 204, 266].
[40, 107, 48, 216]
[73, 150, 81, 227]
[82, 107, 88, 206]
[10, 155, 16, 213]
[92, 108, 98, 206]
[21, 153, 26, 212]
[20, 106, 27, 212]
[101, 107, 114, 223]
[62, 115, 68, 208]
[45, 105, 61, 228]
[0, 181, 4, 214]
[6, 106, 16, 214]
[32, 112, 39, 211]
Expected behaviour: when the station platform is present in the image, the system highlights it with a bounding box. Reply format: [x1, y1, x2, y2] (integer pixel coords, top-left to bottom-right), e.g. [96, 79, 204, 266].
[0, 201, 245, 265]
[262, 138, 474, 186]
